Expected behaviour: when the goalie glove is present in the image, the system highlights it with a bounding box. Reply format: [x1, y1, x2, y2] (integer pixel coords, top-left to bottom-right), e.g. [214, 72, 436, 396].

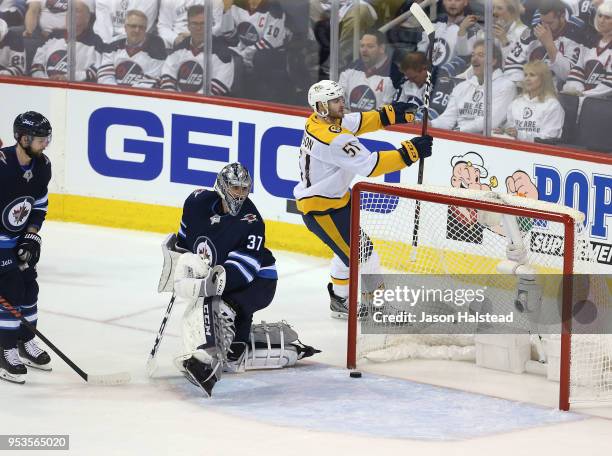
[397, 135, 433, 166]
[174, 252, 211, 300]
[378, 102, 416, 126]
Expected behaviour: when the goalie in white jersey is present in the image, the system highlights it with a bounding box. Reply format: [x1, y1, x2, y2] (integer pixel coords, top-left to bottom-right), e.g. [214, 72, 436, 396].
[293, 80, 433, 318]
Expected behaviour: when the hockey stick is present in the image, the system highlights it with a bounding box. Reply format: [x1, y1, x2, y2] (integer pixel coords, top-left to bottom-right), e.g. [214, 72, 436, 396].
[409, 2, 435, 260]
[146, 294, 176, 378]
[0, 295, 131, 385]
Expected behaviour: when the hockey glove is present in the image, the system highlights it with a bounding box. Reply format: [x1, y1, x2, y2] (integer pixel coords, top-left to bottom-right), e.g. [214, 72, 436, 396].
[397, 135, 433, 166]
[378, 102, 416, 126]
[16, 232, 42, 265]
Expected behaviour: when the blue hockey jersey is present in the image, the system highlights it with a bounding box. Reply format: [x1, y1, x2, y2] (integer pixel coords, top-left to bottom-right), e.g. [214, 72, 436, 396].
[176, 189, 277, 292]
[0, 145, 51, 271]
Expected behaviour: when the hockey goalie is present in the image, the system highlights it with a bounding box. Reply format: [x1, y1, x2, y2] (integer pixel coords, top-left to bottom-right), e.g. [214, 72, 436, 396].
[153, 163, 319, 397]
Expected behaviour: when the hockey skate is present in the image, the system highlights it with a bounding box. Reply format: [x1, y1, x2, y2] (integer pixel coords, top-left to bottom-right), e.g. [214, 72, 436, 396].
[328, 283, 368, 320]
[0, 347, 27, 384]
[18, 339, 52, 371]
[182, 356, 220, 398]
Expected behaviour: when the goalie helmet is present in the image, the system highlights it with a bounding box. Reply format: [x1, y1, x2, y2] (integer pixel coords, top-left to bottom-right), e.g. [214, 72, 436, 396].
[214, 162, 252, 216]
[308, 80, 344, 118]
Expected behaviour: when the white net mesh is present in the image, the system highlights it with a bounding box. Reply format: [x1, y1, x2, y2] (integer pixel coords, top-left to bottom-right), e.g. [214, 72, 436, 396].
[352, 183, 612, 405]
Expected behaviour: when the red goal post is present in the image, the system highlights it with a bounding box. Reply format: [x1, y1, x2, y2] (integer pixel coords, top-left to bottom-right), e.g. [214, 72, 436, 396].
[346, 181, 598, 411]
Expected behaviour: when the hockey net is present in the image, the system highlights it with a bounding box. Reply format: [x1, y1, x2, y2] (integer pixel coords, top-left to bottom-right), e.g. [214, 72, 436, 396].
[347, 182, 612, 410]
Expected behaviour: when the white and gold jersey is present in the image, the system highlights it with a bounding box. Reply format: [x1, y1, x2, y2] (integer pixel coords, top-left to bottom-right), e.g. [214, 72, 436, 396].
[293, 111, 406, 214]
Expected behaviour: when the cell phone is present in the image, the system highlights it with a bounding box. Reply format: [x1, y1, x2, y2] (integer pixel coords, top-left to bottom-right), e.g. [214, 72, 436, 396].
[475, 15, 486, 24]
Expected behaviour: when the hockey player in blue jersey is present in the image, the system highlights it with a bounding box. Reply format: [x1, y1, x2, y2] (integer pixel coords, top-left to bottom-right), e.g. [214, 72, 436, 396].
[0, 111, 53, 384]
[158, 162, 318, 396]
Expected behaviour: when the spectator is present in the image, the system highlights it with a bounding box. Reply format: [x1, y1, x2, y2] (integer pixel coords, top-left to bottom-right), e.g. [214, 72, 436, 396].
[493, 0, 527, 61]
[223, 0, 291, 102]
[158, 0, 229, 50]
[94, 0, 158, 44]
[395, 50, 456, 119]
[339, 30, 398, 112]
[495, 60, 564, 141]
[224, 0, 288, 69]
[24, 0, 66, 38]
[504, 0, 594, 86]
[160, 4, 234, 95]
[310, 0, 378, 71]
[432, 40, 516, 133]
[417, 0, 479, 67]
[0, 17, 25, 75]
[1, 0, 25, 27]
[97, 9, 166, 87]
[563, 0, 612, 97]
[30, 0, 102, 81]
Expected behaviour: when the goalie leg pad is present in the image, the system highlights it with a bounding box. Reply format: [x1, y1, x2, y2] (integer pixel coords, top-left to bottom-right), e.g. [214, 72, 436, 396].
[225, 321, 320, 372]
[157, 233, 187, 293]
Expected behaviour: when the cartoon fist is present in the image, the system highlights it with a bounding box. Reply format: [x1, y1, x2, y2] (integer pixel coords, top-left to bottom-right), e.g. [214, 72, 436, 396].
[506, 171, 538, 199]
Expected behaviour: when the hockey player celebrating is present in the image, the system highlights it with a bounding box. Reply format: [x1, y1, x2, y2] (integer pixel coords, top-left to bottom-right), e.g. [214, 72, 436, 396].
[293, 80, 433, 318]
[159, 163, 318, 396]
[0, 111, 53, 384]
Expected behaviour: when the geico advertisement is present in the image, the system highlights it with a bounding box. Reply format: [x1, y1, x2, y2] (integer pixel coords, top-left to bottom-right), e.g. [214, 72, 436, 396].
[67, 91, 610, 267]
[0, 82, 608, 269]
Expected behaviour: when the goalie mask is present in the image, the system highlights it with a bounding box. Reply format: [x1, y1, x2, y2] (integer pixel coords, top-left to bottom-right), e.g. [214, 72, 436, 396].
[308, 80, 344, 118]
[214, 162, 252, 216]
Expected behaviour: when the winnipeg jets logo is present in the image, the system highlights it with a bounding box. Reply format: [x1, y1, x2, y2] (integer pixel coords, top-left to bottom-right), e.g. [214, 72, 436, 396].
[432, 38, 450, 66]
[0, 151, 6, 165]
[194, 235, 217, 265]
[2, 196, 34, 232]
[241, 214, 258, 224]
[210, 214, 221, 225]
[23, 170, 33, 182]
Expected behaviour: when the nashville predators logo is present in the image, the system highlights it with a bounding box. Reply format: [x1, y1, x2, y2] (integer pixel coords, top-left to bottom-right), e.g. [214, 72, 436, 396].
[2, 196, 34, 233]
[329, 124, 342, 133]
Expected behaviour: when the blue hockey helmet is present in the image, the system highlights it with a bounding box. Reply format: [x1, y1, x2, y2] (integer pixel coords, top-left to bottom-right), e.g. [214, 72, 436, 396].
[14, 111, 52, 142]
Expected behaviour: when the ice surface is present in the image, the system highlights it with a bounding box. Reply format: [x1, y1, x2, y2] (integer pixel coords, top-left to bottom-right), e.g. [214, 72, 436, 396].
[2, 222, 611, 455]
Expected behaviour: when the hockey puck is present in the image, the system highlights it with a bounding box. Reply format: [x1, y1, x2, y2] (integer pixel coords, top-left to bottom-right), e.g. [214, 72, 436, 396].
[350, 371, 362, 378]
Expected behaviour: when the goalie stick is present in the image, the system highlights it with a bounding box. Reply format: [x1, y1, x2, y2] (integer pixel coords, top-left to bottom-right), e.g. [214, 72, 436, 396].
[0, 295, 131, 385]
[146, 294, 176, 378]
[409, 2, 435, 258]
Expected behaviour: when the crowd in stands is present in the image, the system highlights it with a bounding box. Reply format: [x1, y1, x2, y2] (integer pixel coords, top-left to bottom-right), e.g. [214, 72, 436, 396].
[0, 0, 610, 152]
